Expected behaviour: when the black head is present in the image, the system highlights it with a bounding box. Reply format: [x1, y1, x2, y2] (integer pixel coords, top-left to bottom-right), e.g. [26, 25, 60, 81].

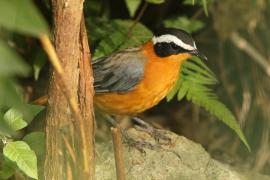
[152, 28, 207, 60]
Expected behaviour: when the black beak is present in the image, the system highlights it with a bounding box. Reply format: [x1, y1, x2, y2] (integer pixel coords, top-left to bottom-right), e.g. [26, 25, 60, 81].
[190, 50, 208, 61]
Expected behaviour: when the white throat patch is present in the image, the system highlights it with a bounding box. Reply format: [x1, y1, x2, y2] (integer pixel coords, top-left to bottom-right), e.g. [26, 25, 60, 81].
[152, 34, 196, 51]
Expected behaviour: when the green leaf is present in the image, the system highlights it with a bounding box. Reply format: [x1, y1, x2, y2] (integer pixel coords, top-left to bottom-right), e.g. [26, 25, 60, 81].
[0, 41, 30, 77]
[164, 16, 205, 33]
[183, 0, 209, 16]
[23, 132, 45, 158]
[2, 104, 44, 131]
[188, 89, 250, 151]
[84, 0, 105, 17]
[0, 158, 16, 180]
[22, 104, 45, 124]
[33, 49, 47, 80]
[202, 0, 208, 16]
[167, 77, 182, 101]
[3, 141, 38, 179]
[0, 0, 49, 37]
[177, 81, 189, 100]
[0, 113, 15, 137]
[92, 19, 152, 59]
[183, 63, 215, 80]
[146, 0, 165, 4]
[166, 58, 250, 151]
[0, 78, 23, 109]
[125, 0, 142, 17]
[3, 108, 27, 131]
[86, 18, 109, 44]
[183, 0, 196, 5]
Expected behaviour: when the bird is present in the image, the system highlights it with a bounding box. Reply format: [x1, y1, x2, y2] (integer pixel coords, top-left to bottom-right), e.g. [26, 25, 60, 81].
[33, 28, 206, 122]
[32, 28, 207, 145]
[93, 28, 207, 116]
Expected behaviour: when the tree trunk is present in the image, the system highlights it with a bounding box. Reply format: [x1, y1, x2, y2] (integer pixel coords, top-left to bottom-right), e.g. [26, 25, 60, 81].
[44, 0, 95, 179]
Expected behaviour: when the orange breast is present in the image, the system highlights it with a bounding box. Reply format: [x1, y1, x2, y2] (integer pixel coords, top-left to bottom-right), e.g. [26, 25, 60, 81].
[94, 42, 191, 115]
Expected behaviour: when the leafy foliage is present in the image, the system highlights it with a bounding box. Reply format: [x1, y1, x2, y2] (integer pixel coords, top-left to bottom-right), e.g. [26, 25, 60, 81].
[0, 78, 23, 109]
[21, 104, 45, 124]
[0, 0, 48, 110]
[3, 141, 38, 179]
[0, 41, 30, 77]
[167, 58, 250, 151]
[0, 40, 30, 112]
[164, 16, 205, 33]
[125, 0, 142, 17]
[33, 49, 47, 80]
[0, 0, 48, 178]
[3, 108, 27, 131]
[146, 0, 165, 4]
[3, 104, 44, 131]
[0, 158, 16, 180]
[23, 132, 45, 158]
[87, 19, 152, 59]
[0, 113, 14, 137]
[0, 104, 43, 179]
[183, 0, 210, 16]
[124, 0, 165, 17]
[0, 0, 49, 36]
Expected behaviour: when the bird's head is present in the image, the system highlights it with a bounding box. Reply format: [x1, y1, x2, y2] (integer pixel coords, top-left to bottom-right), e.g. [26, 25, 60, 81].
[152, 28, 207, 61]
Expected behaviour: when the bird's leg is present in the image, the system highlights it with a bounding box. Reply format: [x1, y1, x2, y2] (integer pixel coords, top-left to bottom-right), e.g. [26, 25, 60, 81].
[105, 115, 161, 153]
[132, 117, 171, 145]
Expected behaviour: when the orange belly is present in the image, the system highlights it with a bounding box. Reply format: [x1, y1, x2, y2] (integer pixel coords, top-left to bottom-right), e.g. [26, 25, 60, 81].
[94, 42, 190, 115]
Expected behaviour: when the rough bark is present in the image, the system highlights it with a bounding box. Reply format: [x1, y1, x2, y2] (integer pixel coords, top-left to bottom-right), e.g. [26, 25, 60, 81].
[44, 0, 95, 179]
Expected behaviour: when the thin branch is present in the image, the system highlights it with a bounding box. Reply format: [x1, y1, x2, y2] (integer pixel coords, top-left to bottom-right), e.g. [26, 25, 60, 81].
[111, 127, 126, 180]
[62, 134, 77, 165]
[253, 127, 270, 172]
[32, 95, 48, 105]
[39, 35, 64, 75]
[238, 89, 251, 127]
[127, 1, 148, 37]
[191, 9, 204, 20]
[230, 32, 270, 77]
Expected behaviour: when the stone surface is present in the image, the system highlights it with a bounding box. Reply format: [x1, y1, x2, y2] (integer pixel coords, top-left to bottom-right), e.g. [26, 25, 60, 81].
[95, 128, 270, 180]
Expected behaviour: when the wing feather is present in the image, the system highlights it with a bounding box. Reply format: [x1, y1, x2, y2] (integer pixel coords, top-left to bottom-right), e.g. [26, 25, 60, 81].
[92, 48, 147, 93]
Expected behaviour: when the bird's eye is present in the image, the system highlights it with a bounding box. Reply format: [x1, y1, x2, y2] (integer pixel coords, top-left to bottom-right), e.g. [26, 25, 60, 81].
[170, 43, 179, 50]
[156, 43, 162, 47]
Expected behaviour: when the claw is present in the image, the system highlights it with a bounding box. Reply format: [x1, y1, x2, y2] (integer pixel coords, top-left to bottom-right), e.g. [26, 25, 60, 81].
[105, 115, 162, 152]
[132, 117, 172, 145]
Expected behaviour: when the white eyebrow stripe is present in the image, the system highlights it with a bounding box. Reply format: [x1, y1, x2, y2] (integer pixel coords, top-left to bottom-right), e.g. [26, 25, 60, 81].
[152, 34, 196, 51]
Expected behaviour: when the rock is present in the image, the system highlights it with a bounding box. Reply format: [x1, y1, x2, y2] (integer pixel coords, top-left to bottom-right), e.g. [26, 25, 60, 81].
[95, 128, 270, 180]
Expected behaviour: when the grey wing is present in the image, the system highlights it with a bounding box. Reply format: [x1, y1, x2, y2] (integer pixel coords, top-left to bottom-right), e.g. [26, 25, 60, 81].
[92, 48, 147, 94]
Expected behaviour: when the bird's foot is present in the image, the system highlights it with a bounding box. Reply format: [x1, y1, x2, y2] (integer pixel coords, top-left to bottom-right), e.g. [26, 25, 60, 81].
[105, 115, 163, 153]
[132, 117, 172, 145]
[121, 133, 162, 154]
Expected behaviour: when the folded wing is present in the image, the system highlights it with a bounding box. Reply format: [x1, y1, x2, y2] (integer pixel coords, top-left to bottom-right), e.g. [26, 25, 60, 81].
[92, 48, 147, 94]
